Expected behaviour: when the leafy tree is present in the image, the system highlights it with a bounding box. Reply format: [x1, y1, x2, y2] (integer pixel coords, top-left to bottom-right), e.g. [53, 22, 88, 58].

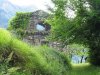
[71, 0, 100, 65]
[66, 44, 89, 63]
[50, 0, 100, 65]
[48, 0, 69, 47]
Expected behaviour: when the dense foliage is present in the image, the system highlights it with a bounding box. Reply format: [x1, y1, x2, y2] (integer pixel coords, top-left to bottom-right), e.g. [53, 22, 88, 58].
[49, 0, 100, 66]
[48, 0, 69, 47]
[8, 12, 32, 37]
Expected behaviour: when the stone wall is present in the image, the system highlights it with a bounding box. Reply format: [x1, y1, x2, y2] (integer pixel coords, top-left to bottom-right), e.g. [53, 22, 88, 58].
[23, 10, 51, 45]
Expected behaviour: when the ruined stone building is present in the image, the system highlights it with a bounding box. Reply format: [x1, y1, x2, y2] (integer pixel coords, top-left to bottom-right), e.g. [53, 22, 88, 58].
[23, 10, 51, 45]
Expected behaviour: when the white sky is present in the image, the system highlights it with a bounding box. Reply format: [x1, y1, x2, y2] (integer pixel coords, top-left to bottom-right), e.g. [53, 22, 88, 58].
[8, 0, 54, 11]
[8, 0, 75, 18]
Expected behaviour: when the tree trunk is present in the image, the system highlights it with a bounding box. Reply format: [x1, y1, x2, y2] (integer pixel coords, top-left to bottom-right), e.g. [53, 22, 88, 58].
[80, 55, 84, 63]
[84, 57, 88, 62]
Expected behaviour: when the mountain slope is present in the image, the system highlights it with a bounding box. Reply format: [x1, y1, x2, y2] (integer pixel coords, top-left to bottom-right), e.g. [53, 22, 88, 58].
[0, 0, 37, 28]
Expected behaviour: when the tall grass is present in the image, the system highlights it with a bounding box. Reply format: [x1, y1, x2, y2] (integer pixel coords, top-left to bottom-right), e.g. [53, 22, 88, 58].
[0, 28, 70, 75]
[1, 28, 100, 75]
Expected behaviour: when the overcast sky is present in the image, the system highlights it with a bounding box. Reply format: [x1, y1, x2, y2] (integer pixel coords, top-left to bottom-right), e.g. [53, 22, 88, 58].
[8, 0, 54, 11]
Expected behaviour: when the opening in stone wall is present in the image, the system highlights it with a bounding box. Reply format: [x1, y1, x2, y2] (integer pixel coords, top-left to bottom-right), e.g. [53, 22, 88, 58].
[36, 23, 45, 31]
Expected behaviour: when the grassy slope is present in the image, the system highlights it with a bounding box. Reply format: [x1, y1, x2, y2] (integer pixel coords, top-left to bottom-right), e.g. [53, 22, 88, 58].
[0, 28, 100, 75]
[0, 28, 70, 75]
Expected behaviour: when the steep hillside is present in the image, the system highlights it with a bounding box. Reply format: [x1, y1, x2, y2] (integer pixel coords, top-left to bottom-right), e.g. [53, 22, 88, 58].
[0, 29, 70, 75]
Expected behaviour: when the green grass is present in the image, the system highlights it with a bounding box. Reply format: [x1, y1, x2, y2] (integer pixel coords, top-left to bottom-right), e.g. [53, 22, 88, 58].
[66, 63, 100, 75]
[0, 28, 70, 75]
[0, 28, 100, 75]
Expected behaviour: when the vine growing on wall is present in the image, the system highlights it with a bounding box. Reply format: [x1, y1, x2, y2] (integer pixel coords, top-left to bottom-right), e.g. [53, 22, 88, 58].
[8, 12, 32, 38]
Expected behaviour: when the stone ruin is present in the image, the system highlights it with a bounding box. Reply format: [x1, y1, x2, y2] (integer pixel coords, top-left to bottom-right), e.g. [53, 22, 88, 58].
[22, 10, 63, 50]
[23, 10, 51, 45]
